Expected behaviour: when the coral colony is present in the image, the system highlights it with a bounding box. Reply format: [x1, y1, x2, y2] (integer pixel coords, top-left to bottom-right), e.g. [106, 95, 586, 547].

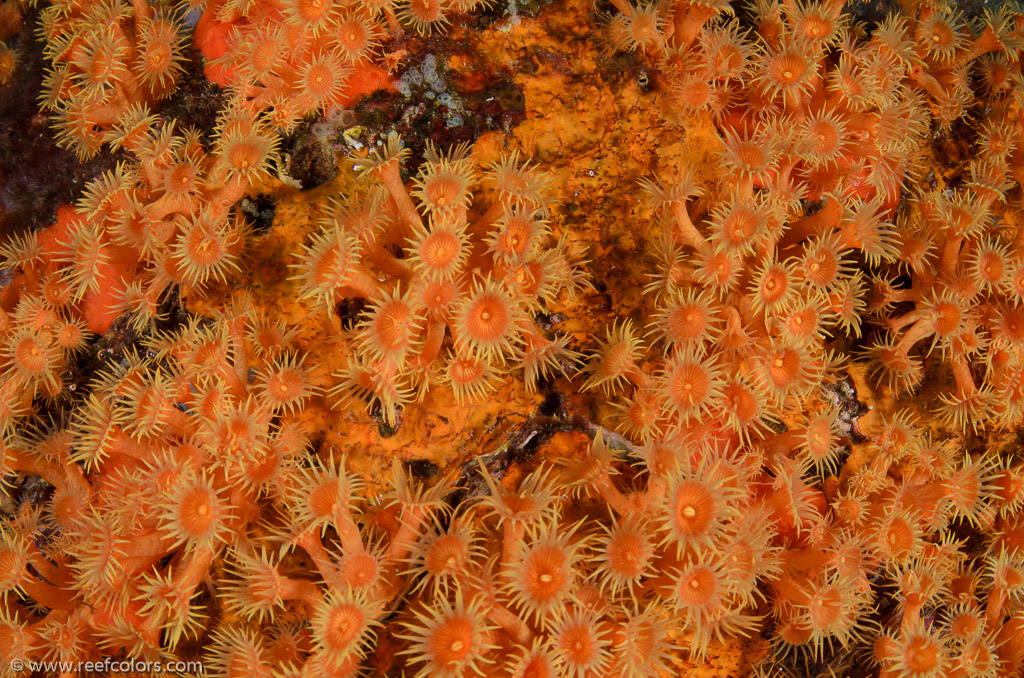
[2, 0, 1024, 675]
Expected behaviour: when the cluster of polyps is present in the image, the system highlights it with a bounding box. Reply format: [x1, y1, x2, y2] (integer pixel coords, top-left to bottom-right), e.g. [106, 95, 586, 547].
[37, 0, 188, 161]
[602, 0, 1024, 431]
[195, 0, 491, 132]
[582, 0, 1024, 672]
[1, 311, 1023, 675]
[292, 134, 590, 423]
[3, 0, 1024, 674]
